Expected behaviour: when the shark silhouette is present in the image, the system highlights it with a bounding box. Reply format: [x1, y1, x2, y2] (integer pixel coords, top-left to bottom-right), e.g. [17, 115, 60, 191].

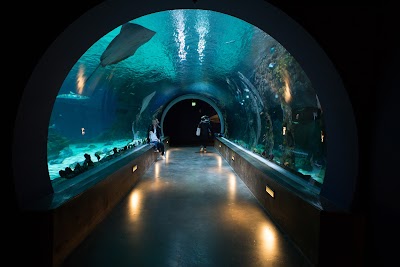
[85, 23, 156, 85]
[100, 23, 156, 66]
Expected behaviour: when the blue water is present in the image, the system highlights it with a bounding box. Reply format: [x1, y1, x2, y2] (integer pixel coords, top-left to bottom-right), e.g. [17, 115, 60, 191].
[48, 9, 326, 187]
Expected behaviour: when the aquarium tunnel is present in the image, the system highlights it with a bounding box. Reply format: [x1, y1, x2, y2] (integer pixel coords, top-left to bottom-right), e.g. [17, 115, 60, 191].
[12, 0, 358, 215]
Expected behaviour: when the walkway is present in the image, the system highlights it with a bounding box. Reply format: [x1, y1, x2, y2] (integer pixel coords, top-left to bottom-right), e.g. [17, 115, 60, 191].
[62, 146, 312, 267]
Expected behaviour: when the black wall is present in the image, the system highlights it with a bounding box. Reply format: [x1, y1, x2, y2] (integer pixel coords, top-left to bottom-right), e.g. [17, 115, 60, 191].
[9, 1, 397, 266]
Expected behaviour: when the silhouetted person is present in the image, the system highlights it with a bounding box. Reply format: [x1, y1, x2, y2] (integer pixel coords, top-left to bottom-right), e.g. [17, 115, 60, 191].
[198, 115, 212, 152]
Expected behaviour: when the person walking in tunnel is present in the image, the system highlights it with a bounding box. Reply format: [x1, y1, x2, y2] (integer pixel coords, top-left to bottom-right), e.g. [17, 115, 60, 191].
[198, 115, 213, 152]
[147, 118, 165, 156]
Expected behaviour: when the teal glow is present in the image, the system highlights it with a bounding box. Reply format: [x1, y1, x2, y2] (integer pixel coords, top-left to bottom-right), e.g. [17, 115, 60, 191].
[49, 9, 325, 189]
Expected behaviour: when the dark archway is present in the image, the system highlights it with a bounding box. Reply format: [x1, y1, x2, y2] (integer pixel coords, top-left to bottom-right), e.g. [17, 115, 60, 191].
[164, 99, 221, 146]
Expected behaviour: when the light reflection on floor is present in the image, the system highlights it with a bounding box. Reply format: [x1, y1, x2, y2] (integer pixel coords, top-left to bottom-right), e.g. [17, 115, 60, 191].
[63, 146, 311, 267]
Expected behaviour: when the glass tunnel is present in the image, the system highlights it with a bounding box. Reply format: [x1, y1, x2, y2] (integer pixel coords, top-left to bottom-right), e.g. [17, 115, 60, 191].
[47, 9, 326, 192]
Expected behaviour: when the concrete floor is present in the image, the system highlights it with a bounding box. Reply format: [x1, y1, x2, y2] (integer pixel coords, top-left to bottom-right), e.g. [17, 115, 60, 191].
[62, 146, 312, 267]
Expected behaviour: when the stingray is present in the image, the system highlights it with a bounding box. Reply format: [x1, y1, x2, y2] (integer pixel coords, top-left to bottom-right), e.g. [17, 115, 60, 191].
[85, 23, 156, 85]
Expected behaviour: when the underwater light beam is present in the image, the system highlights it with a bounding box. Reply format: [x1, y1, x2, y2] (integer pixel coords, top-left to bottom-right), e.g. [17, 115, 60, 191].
[172, 10, 187, 62]
[195, 12, 209, 64]
[283, 75, 292, 103]
[76, 66, 86, 95]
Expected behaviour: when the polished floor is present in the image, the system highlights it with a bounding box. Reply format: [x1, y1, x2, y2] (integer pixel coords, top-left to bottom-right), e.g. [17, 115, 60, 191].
[62, 146, 312, 267]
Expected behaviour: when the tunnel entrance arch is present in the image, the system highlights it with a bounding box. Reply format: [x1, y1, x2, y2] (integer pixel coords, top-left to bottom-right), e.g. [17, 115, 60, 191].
[160, 94, 224, 138]
[12, 0, 358, 211]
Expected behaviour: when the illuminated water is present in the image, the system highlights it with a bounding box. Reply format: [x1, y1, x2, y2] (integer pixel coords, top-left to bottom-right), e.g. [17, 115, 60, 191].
[48, 9, 326, 188]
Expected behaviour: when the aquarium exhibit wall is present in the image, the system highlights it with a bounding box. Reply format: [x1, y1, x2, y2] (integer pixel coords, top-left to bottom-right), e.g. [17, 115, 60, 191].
[12, 0, 357, 213]
[47, 9, 326, 192]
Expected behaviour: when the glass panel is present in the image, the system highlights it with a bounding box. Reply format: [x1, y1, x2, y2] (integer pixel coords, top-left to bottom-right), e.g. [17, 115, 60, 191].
[47, 9, 326, 190]
[224, 44, 326, 187]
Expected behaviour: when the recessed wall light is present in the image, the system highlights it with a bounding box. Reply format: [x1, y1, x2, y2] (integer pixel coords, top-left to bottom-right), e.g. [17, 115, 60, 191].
[266, 185, 275, 198]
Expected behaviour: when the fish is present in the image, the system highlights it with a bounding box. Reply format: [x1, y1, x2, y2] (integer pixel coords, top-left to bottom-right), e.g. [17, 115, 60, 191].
[139, 91, 156, 116]
[85, 23, 156, 85]
[100, 23, 156, 66]
[56, 91, 90, 100]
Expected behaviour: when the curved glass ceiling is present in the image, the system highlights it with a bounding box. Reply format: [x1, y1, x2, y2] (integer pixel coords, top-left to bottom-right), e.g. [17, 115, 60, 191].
[49, 9, 325, 190]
